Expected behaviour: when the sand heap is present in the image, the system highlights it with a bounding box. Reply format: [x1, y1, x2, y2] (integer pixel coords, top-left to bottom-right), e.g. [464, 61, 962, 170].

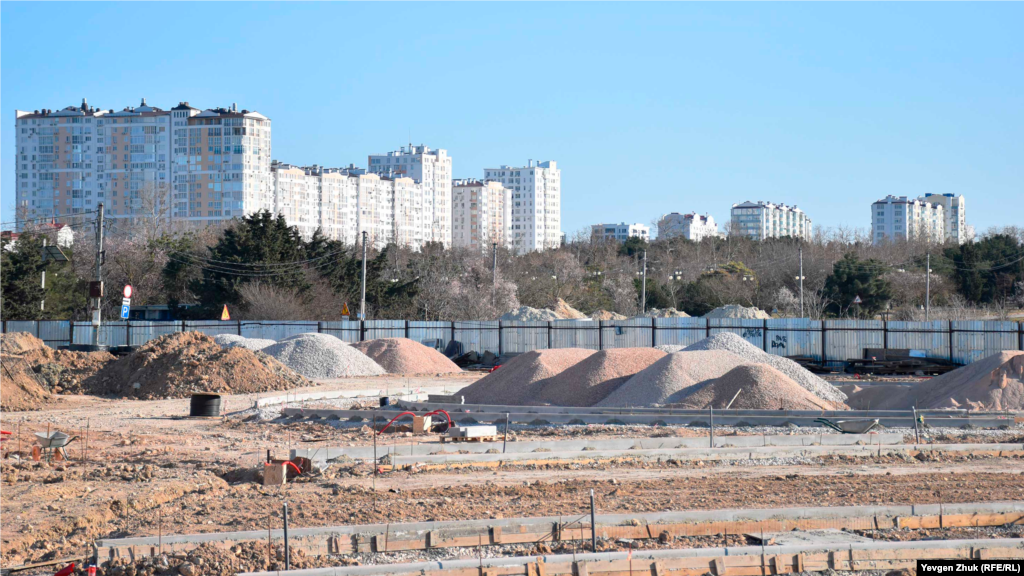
[1, 332, 49, 354]
[878, 351, 1024, 411]
[83, 332, 310, 399]
[460, 348, 596, 405]
[0, 354, 51, 411]
[839, 384, 911, 410]
[591, 310, 627, 321]
[500, 306, 563, 321]
[535, 348, 666, 406]
[351, 338, 461, 375]
[672, 364, 842, 410]
[685, 333, 847, 403]
[0, 332, 115, 395]
[645, 308, 690, 318]
[263, 333, 385, 379]
[597, 350, 752, 407]
[213, 334, 276, 351]
[550, 298, 588, 320]
[704, 305, 771, 319]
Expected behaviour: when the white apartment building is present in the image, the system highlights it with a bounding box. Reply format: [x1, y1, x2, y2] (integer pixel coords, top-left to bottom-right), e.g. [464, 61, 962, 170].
[920, 193, 969, 244]
[483, 160, 561, 254]
[871, 195, 945, 244]
[658, 212, 719, 241]
[452, 179, 509, 252]
[368, 145, 451, 247]
[271, 162, 321, 240]
[730, 201, 812, 241]
[591, 222, 649, 243]
[14, 98, 271, 228]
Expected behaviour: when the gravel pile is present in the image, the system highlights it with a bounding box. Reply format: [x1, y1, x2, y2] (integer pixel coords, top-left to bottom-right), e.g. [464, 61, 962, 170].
[877, 351, 1024, 410]
[459, 348, 596, 405]
[597, 350, 752, 407]
[672, 364, 842, 410]
[684, 332, 847, 403]
[500, 306, 563, 321]
[213, 334, 276, 351]
[263, 333, 385, 380]
[590, 310, 627, 321]
[351, 338, 461, 375]
[704, 305, 771, 319]
[645, 308, 690, 318]
[535, 348, 666, 406]
[654, 344, 685, 353]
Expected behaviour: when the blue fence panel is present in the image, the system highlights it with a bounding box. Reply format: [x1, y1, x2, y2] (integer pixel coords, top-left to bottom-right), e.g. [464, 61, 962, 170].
[824, 320, 884, 366]
[765, 318, 820, 359]
[709, 318, 768, 350]
[241, 321, 318, 341]
[127, 321, 180, 346]
[951, 320, 1019, 364]
[886, 321, 950, 360]
[501, 321, 550, 353]
[551, 319, 600, 350]
[455, 321, 500, 355]
[319, 320, 362, 343]
[364, 320, 406, 341]
[408, 321, 454, 352]
[184, 321, 241, 338]
[652, 317, 708, 348]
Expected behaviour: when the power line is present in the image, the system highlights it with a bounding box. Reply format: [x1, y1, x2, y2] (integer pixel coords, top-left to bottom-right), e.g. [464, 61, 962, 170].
[0, 209, 100, 228]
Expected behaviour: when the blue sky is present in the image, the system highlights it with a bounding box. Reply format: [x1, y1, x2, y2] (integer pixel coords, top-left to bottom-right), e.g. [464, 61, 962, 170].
[3, 2, 1022, 236]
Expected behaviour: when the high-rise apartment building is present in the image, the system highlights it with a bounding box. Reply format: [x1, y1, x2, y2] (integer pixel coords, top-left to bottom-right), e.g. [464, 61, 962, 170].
[920, 193, 969, 244]
[590, 222, 649, 243]
[483, 160, 561, 254]
[452, 179, 509, 252]
[368, 145, 451, 247]
[658, 212, 719, 241]
[730, 201, 812, 241]
[871, 195, 946, 244]
[14, 98, 271, 228]
[271, 162, 320, 239]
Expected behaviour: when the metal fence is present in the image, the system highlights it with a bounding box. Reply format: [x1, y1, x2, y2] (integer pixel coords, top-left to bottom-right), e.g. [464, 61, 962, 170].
[3, 318, 1022, 366]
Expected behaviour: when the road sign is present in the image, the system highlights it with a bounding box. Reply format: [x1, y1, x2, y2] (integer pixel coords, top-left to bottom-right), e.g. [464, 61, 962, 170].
[121, 297, 131, 307]
[123, 285, 133, 299]
[341, 302, 350, 316]
[120, 305, 130, 319]
[221, 305, 231, 321]
[853, 295, 863, 304]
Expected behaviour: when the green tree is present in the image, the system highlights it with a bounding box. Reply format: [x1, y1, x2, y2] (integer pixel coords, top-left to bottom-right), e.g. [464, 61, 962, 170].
[0, 232, 87, 320]
[619, 236, 648, 258]
[942, 234, 1024, 305]
[822, 253, 894, 318]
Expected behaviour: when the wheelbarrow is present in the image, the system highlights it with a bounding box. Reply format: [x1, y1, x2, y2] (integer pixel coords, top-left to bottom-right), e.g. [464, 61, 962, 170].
[34, 431, 78, 461]
[814, 417, 879, 434]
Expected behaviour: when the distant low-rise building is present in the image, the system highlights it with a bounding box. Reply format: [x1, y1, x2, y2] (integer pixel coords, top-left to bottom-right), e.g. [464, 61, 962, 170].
[730, 201, 812, 241]
[920, 193, 969, 244]
[658, 212, 719, 241]
[871, 195, 946, 244]
[591, 222, 649, 243]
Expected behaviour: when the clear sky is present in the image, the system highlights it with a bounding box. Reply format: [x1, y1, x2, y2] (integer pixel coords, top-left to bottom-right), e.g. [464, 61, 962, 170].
[2, 2, 1022, 236]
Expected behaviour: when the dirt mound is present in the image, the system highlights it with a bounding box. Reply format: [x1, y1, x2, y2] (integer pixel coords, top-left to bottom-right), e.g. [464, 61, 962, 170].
[82, 331, 310, 399]
[704, 305, 771, 319]
[550, 298, 587, 320]
[596, 350, 752, 407]
[672, 364, 842, 410]
[535, 348, 666, 406]
[0, 354, 51, 411]
[841, 384, 912, 410]
[460, 348, 596, 405]
[591, 310, 627, 321]
[351, 338, 461, 374]
[645, 308, 690, 318]
[879, 351, 1024, 410]
[1, 332, 47, 354]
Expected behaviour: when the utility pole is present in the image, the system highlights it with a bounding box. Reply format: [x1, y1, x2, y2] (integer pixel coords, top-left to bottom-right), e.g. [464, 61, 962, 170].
[491, 242, 498, 306]
[40, 238, 46, 311]
[91, 203, 105, 347]
[798, 246, 805, 318]
[641, 250, 648, 314]
[360, 231, 368, 321]
[925, 253, 930, 322]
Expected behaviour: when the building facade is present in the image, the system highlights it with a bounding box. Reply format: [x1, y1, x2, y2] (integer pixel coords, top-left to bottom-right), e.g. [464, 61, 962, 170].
[920, 193, 969, 244]
[483, 160, 560, 254]
[590, 222, 650, 243]
[730, 201, 812, 241]
[368, 145, 451, 247]
[452, 179, 508, 252]
[871, 195, 946, 244]
[658, 212, 719, 241]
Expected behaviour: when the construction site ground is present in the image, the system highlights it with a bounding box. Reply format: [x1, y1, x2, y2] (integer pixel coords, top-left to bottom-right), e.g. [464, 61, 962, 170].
[3, 374, 1024, 576]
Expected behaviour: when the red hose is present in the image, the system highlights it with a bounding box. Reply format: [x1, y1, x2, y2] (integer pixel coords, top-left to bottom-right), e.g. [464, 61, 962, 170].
[377, 411, 417, 435]
[283, 461, 302, 476]
[424, 409, 452, 433]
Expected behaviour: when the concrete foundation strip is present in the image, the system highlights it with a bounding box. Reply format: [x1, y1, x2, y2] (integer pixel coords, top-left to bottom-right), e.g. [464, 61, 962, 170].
[95, 502, 1024, 561]
[237, 538, 1024, 576]
[254, 387, 460, 409]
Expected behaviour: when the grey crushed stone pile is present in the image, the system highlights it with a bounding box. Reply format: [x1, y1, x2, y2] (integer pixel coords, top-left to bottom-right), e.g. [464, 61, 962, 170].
[684, 332, 847, 403]
[596, 350, 752, 407]
[213, 334, 276, 351]
[262, 332, 385, 379]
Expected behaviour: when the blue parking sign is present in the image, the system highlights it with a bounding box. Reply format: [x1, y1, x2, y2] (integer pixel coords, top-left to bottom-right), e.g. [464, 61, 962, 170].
[120, 305, 130, 319]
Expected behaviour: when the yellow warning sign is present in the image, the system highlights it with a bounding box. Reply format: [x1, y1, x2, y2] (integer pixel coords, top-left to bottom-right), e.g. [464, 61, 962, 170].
[221, 305, 231, 321]
[341, 302, 350, 316]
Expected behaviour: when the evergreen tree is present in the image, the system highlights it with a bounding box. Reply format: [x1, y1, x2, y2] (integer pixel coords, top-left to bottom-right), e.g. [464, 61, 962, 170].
[0, 232, 87, 320]
[823, 253, 894, 318]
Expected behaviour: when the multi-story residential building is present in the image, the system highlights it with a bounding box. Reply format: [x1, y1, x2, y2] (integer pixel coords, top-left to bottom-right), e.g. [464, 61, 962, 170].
[871, 195, 945, 244]
[368, 145, 451, 247]
[483, 160, 561, 254]
[920, 193, 969, 244]
[14, 99, 271, 229]
[452, 179, 509, 252]
[730, 201, 812, 241]
[590, 222, 650, 243]
[271, 161, 321, 239]
[658, 212, 719, 241]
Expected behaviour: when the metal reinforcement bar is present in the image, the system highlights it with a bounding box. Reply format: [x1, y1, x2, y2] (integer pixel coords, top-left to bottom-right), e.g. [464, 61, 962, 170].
[279, 407, 1015, 429]
[95, 502, 1024, 561]
[238, 538, 1024, 576]
[289, 433, 905, 462]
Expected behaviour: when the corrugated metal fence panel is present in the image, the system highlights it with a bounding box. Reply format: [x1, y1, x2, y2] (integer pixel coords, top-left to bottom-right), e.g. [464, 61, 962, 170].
[601, 317, 654, 349]
[408, 322, 454, 351]
[825, 320, 884, 365]
[241, 321, 319, 341]
[709, 318, 769, 350]
[765, 319, 820, 359]
[128, 321, 180, 346]
[184, 321, 241, 338]
[365, 320, 406, 340]
[455, 321, 499, 354]
[887, 321, 950, 360]
[5, 321, 40, 337]
[501, 321, 550, 353]
[652, 317, 708, 348]
[319, 320, 362, 343]
[951, 320, 1020, 364]
[550, 319, 600, 350]
[37, 321, 71, 347]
